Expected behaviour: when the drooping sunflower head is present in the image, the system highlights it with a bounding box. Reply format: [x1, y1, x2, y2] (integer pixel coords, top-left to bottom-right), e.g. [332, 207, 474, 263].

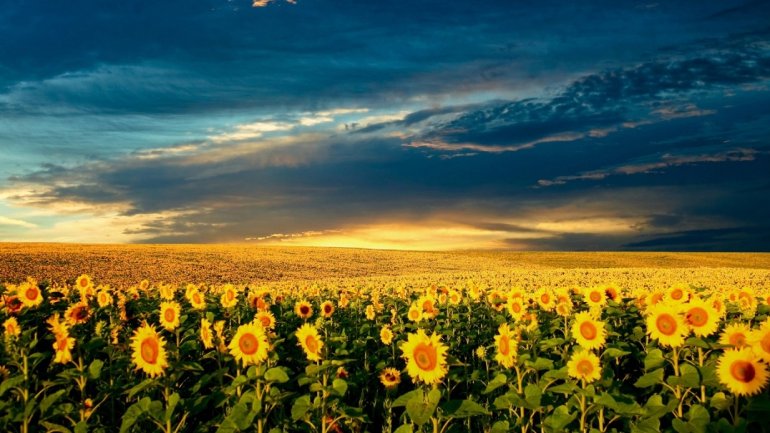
[379, 367, 401, 389]
[295, 323, 324, 362]
[65, 302, 91, 326]
[159, 301, 181, 332]
[681, 297, 719, 337]
[717, 348, 769, 396]
[295, 301, 313, 319]
[200, 318, 214, 349]
[645, 302, 687, 348]
[52, 332, 75, 365]
[572, 311, 607, 350]
[130, 322, 169, 378]
[399, 329, 449, 385]
[720, 323, 752, 349]
[321, 301, 335, 318]
[567, 350, 602, 383]
[228, 322, 270, 366]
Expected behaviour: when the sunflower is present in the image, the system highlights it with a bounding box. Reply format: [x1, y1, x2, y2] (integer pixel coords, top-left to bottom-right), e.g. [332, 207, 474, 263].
[76, 274, 92, 291]
[188, 290, 206, 310]
[555, 301, 572, 317]
[65, 302, 91, 326]
[295, 300, 313, 319]
[96, 289, 113, 308]
[717, 348, 769, 396]
[584, 286, 607, 309]
[3, 317, 20, 338]
[46, 313, 68, 336]
[535, 288, 556, 311]
[380, 325, 394, 345]
[158, 284, 176, 301]
[494, 323, 518, 368]
[256, 311, 276, 330]
[130, 323, 169, 377]
[296, 323, 324, 362]
[720, 323, 752, 348]
[418, 295, 438, 318]
[18, 282, 43, 308]
[52, 331, 76, 364]
[506, 297, 526, 321]
[400, 330, 448, 385]
[666, 284, 691, 304]
[572, 312, 607, 350]
[645, 302, 687, 348]
[407, 304, 423, 322]
[159, 301, 181, 331]
[139, 279, 151, 292]
[320, 301, 335, 318]
[603, 284, 622, 302]
[475, 346, 487, 359]
[229, 322, 270, 366]
[567, 350, 602, 383]
[749, 318, 770, 362]
[365, 304, 376, 320]
[200, 318, 214, 349]
[681, 297, 719, 337]
[379, 367, 401, 389]
[448, 290, 461, 305]
[220, 284, 239, 308]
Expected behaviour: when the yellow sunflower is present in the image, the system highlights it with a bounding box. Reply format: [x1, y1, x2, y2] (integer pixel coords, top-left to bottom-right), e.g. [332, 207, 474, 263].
[18, 282, 43, 308]
[584, 286, 607, 309]
[200, 318, 214, 349]
[666, 284, 691, 304]
[3, 317, 20, 338]
[321, 301, 335, 318]
[96, 289, 113, 308]
[220, 284, 239, 308]
[494, 323, 518, 368]
[159, 301, 181, 331]
[717, 348, 769, 396]
[365, 304, 376, 320]
[417, 295, 438, 319]
[379, 367, 401, 389]
[229, 322, 270, 366]
[407, 304, 423, 322]
[52, 331, 75, 364]
[720, 323, 752, 348]
[65, 302, 91, 326]
[46, 313, 68, 337]
[681, 297, 719, 337]
[555, 300, 572, 317]
[448, 290, 461, 305]
[380, 325, 394, 345]
[188, 290, 206, 310]
[75, 274, 92, 291]
[130, 323, 169, 377]
[139, 279, 151, 292]
[158, 284, 176, 301]
[571, 311, 606, 350]
[567, 350, 602, 383]
[255, 311, 276, 330]
[296, 323, 324, 362]
[506, 297, 526, 321]
[400, 330, 448, 385]
[749, 318, 770, 362]
[534, 288, 556, 311]
[646, 302, 687, 348]
[295, 300, 313, 319]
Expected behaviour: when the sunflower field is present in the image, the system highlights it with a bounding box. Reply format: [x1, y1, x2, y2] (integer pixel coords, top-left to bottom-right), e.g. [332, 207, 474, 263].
[2, 274, 770, 433]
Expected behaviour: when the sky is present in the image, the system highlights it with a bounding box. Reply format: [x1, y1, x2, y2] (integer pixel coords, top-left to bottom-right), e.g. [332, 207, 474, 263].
[1, 0, 769, 250]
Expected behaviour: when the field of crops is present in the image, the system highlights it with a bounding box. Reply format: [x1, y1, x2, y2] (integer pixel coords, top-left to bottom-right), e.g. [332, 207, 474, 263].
[2, 249, 770, 433]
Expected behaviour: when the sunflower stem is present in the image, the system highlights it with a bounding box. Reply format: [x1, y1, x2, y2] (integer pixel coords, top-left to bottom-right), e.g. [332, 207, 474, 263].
[697, 347, 706, 403]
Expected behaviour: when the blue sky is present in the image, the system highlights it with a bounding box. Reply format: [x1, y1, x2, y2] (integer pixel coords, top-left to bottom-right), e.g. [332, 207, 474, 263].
[1, 0, 769, 250]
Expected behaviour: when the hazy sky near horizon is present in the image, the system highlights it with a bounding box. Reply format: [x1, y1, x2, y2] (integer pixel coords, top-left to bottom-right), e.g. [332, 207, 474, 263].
[1, 0, 769, 250]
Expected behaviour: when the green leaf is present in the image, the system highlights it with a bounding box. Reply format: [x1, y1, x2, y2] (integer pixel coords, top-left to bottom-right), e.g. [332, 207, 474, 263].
[0, 376, 24, 397]
[643, 349, 665, 371]
[603, 347, 631, 358]
[547, 383, 577, 395]
[642, 394, 669, 419]
[531, 357, 554, 371]
[39, 422, 72, 433]
[264, 367, 290, 383]
[332, 378, 348, 396]
[406, 390, 440, 426]
[493, 392, 527, 410]
[540, 338, 565, 350]
[440, 399, 490, 418]
[667, 364, 700, 388]
[165, 393, 180, 423]
[543, 405, 577, 431]
[393, 425, 413, 433]
[126, 378, 157, 399]
[216, 401, 251, 433]
[524, 384, 541, 408]
[88, 359, 104, 379]
[710, 392, 731, 411]
[120, 397, 151, 433]
[74, 422, 88, 433]
[483, 374, 508, 394]
[542, 367, 569, 380]
[40, 389, 67, 415]
[291, 395, 312, 421]
[490, 421, 509, 433]
[634, 368, 664, 388]
[685, 337, 711, 349]
[393, 390, 421, 408]
[631, 417, 660, 433]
